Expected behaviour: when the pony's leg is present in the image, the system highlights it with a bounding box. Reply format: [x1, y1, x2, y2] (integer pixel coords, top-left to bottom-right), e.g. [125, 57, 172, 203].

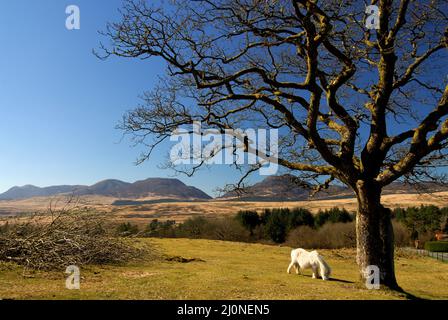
[287, 261, 295, 274]
[294, 264, 300, 275]
[311, 266, 318, 279]
[320, 264, 328, 280]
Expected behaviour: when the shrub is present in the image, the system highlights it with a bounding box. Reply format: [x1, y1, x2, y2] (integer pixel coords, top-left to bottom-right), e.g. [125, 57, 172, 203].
[177, 216, 211, 238]
[208, 218, 250, 242]
[314, 207, 353, 228]
[116, 222, 140, 237]
[327, 207, 353, 224]
[259, 209, 272, 225]
[424, 241, 448, 252]
[235, 211, 260, 235]
[314, 211, 330, 228]
[172, 216, 251, 242]
[0, 222, 9, 235]
[251, 224, 268, 241]
[391, 207, 406, 220]
[442, 217, 448, 234]
[264, 210, 289, 243]
[418, 231, 435, 246]
[396, 205, 444, 237]
[289, 208, 315, 228]
[440, 206, 448, 217]
[286, 226, 317, 248]
[260, 208, 314, 243]
[144, 219, 177, 237]
[392, 221, 411, 247]
[286, 222, 356, 249]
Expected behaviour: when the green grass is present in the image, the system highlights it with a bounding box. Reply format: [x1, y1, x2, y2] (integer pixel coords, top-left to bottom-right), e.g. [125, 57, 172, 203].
[1, 238, 447, 300]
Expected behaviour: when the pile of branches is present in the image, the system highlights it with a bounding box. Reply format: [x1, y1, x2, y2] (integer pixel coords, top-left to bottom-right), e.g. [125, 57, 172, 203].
[0, 204, 146, 270]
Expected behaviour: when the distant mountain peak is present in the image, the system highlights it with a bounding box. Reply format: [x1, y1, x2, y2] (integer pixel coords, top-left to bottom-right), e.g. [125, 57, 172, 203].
[0, 178, 211, 201]
[14, 184, 38, 189]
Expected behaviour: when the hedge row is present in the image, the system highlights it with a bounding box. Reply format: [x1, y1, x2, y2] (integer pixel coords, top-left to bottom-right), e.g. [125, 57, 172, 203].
[424, 241, 448, 252]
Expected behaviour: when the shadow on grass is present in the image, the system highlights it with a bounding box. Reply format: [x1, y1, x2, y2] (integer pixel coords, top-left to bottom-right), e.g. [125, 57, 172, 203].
[296, 274, 355, 284]
[297, 274, 425, 299]
[392, 286, 426, 300]
[329, 278, 355, 284]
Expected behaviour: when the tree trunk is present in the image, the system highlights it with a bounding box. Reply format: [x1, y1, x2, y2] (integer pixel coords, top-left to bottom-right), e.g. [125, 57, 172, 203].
[355, 180, 399, 290]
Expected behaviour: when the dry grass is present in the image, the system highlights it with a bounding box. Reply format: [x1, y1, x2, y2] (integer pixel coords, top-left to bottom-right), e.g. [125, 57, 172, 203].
[2, 192, 448, 225]
[110, 191, 448, 223]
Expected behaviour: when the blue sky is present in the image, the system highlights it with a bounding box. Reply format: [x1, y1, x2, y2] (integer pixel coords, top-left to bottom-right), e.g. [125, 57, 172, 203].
[0, 1, 445, 196]
[0, 0, 262, 196]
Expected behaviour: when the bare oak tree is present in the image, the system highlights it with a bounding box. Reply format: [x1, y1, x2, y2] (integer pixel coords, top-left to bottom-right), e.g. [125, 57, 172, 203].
[99, 0, 448, 289]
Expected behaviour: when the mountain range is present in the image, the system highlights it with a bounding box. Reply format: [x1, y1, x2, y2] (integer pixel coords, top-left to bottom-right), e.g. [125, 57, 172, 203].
[219, 175, 351, 201]
[218, 175, 448, 201]
[0, 178, 212, 201]
[1, 175, 447, 202]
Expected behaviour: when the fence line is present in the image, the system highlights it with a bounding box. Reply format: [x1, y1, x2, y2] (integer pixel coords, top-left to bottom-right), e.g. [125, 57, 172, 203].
[405, 247, 448, 262]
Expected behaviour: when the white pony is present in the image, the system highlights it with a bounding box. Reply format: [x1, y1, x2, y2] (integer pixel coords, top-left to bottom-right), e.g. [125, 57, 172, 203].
[287, 248, 332, 280]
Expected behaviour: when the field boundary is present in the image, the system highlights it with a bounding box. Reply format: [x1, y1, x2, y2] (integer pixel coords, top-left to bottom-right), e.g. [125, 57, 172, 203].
[404, 247, 448, 262]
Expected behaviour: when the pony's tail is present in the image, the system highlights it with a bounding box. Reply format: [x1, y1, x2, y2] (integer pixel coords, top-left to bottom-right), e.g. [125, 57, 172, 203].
[316, 254, 331, 280]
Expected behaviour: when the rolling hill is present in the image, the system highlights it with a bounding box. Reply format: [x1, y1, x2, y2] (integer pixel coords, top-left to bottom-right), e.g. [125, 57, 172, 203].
[219, 174, 448, 201]
[219, 175, 351, 201]
[0, 178, 212, 201]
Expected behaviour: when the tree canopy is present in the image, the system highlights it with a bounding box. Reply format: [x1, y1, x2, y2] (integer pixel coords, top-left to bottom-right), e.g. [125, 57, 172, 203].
[99, 0, 448, 192]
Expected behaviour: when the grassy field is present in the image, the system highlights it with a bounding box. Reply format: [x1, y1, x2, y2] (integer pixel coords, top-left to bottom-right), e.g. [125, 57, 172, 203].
[1, 238, 447, 300]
